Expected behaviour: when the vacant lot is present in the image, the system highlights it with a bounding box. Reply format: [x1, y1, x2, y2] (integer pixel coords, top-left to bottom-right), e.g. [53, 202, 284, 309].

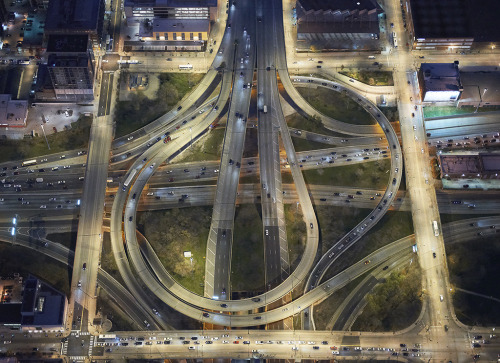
[340, 70, 394, 86]
[297, 87, 375, 125]
[446, 236, 500, 325]
[302, 159, 391, 189]
[0, 243, 71, 297]
[232, 204, 265, 292]
[114, 73, 204, 137]
[137, 207, 212, 296]
[0, 115, 92, 163]
[352, 261, 422, 332]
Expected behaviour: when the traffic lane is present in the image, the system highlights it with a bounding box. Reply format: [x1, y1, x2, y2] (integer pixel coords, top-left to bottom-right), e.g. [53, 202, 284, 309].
[332, 276, 378, 330]
[264, 226, 281, 288]
[97, 73, 113, 117]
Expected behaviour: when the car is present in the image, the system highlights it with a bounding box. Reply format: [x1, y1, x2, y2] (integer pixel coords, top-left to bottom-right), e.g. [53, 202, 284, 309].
[310, 223, 313, 229]
[83, 263, 86, 270]
[188, 347, 195, 350]
[202, 313, 209, 318]
[77, 280, 82, 287]
[220, 303, 228, 308]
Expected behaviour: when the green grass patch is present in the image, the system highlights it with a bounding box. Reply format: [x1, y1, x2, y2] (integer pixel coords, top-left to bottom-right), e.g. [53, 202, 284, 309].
[137, 207, 211, 295]
[313, 273, 368, 330]
[114, 72, 204, 137]
[286, 113, 346, 137]
[0, 243, 71, 297]
[292, 137, 331, 152]
[0, 115, 92, 163]
[174, 128, 225, 163]
[321, 210, 414, 279]
[100, 232, 125, 288]
[339, 70, 394, 86]
[423, 106, 500, 119]
[352, 261, 422, 332]
[380, 106, 399, 122]
[46, 232, 77, 250]
[302, 159, 391, 188]
[231, 204, 265, 292]
[284, 204, 307, 270]
[297, 87, 376, 126]
[446, 236, 500, 325]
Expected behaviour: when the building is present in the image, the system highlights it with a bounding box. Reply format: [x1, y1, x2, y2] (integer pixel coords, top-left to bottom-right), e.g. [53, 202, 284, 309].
[439, 152, 500, 179]
[458, 70, 500, 109]
[44, 0, 105, 50]
[418, 62, 463, 104]
[407, 0, 500, 51]
[0, 1, 8, 24]
[0, 276, 68, 331]
[124, 0, 217, 51]
[35, 34, 95, 101]
[296, 0, 384, 51]
[138, 18, 208, 50]
[0, 95, 29, 128]
[124, 0, 218, 24]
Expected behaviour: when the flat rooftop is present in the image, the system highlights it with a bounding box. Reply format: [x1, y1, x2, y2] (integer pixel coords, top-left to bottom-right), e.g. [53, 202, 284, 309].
[125, 0, 216, 6]
[0, 95, 28, 128]
[440, 153, 500, 175]
[47, 34, 89, 53]
[421, 63, 461, 93]
[298, 0, 380, 12]
[45, 0, 100, 32]
[153, 18, 209, 32]
[410, 0, 500, 42]
[460, 71, 500, 105]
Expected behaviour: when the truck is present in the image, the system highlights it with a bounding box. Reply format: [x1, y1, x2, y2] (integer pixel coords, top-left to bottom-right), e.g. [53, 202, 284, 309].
[36, 178, 43, 183]
[263, 105, 268, 114]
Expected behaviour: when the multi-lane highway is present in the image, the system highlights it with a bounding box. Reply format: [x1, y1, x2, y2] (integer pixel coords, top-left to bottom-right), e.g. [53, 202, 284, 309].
[2, 0, 500, 360]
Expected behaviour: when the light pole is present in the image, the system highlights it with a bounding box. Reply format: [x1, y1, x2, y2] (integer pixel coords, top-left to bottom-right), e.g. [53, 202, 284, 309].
[474, 87, 488, 113]
[40, 123, 50, 150]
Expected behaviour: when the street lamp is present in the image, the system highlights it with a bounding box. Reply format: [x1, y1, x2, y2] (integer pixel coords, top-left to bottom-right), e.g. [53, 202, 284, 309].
[475, 87, 488, 113]
[40, 123, 51, 150]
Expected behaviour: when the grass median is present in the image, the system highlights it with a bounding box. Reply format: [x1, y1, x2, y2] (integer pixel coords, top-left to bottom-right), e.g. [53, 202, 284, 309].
[297, 87, 376, 126]
[137, 207, 211, 296]
[231, 204, 265, 292]
[302, 159, 391, 189]
[0, 115, 92, 163]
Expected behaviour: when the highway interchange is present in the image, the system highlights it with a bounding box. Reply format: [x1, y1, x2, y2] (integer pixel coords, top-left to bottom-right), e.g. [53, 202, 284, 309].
[1, 0, 500, 361]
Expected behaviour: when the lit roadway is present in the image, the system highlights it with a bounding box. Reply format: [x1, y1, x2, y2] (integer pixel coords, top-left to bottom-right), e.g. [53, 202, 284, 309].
[1, 0, 500, 360]
[203, 0, 256, 299]
[257, 0, 291, 290]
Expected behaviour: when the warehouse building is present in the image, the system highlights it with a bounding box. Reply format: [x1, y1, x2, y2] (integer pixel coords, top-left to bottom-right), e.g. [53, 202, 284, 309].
[296, 0, 384, 51]
[406, 0, 500, 51]
[418, 62, 463, 104]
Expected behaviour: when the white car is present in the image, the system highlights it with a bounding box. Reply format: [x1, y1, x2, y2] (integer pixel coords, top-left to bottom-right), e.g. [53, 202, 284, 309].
[127, 136, 134, 141]
[40, 205, 46, 209]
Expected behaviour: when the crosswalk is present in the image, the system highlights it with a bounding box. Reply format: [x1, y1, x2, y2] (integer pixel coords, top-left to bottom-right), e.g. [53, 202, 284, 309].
[62, 342, 68, 355]
[88, 336, 95, 356]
